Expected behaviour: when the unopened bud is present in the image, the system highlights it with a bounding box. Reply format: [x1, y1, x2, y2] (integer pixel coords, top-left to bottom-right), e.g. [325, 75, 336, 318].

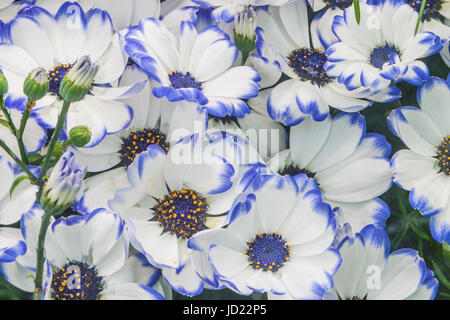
[59, 56, 99, 102]
[41, 151, 87, 214]
[234, 6, 257, 63]
[0, 71, 8, 96]
[23, 68, 49, 101]
[69, 126, 91, 147]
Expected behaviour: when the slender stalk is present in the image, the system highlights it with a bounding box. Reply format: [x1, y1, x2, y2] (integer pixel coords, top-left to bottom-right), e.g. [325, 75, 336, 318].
[32, 207, 55, 300]
[353, 0, 361, 25]
[0, 138, 36, 183]
[414, 0, 427, 36]
[17, 100, 34, 164]
[36, 100, 71, 198]
[0, 96, 17, 136]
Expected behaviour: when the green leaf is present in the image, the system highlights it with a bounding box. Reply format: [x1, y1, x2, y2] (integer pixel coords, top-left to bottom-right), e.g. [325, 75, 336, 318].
[353, 0, 361, 25]
[0, 119, 11, 129]
[410, 224, 430, 241]
[431, 259, 450, 291]
[414, 0, 427, 36]
[26, 153, 44, 165]
[9, 175, 29, 199]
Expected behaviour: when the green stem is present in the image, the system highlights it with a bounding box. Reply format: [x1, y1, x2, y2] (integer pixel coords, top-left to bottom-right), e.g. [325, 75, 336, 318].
[0, 138, 36, 183]
[0, 96, 17, 136]
[353, 0, 361, 25]
[36, 100, 71, 199]
[414, 0, 427, 36]
[17, 100, 33, 164]
[32, 207, 55, 300]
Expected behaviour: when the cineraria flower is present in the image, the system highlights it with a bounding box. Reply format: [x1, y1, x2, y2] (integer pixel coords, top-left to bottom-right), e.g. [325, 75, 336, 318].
[125, 18, 261, 118]
[74, 65, 208, 212]
[254, 112, 393, 234]
[388, 76, 450, 243]
[326, 225, 438, 300]
[192, 0, 292, 23]
[0, 94, 47, 162]
[108, 131, 255, 295]
[0, 155, 38, 225]
[325, 0, 443, 95]
[0, 2, 137, 148]
[29, 0, 196, 33]
[189, 174, 341, 298]
[251, 0, 400, 126]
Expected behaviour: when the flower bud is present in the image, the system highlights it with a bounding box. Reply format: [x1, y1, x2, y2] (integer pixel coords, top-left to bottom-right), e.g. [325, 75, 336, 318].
[59, 56, 99, 102]
[233, 7, 257, 63]
[40, 151, 87, 214]
[23, 68, 49, 101]
[0, 71, 8, 96]
[69, 126, 91, 147]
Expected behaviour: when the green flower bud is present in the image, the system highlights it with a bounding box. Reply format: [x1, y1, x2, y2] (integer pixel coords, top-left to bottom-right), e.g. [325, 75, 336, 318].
[234, 7, 257, 63]
[0, 71, 8, 96]
[23, 68, 49, 101]
[69, 125, 91, 148]
[59, 56, 99, 102]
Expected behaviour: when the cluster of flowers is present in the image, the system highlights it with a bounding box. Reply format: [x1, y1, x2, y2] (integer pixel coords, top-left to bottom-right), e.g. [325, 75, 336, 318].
[0, 0, 448, 300]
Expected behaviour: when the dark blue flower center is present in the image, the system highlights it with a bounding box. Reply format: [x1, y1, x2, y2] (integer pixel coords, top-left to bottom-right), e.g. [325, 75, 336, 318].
[48, 63, 73, 95]
[245, 232, 290, 272]
[153, 188, 209, 239]
[369, 44, 399, 69]
[119, 128, 169, 167]
[51, 262, 103, 300]
[169, 71, 202, 89]
[325, 0, 353, 10]
[406, 0, 442, 20]
[279, 164, 316, 179]
[288, 48, 331, 86]
[436, 136, 450, 175]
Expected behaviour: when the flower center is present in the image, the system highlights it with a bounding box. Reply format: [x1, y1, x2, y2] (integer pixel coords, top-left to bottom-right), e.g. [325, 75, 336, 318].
[245, 232, 291, 272]
[278, 163, 316, 179]
[324, 0, 353, 10]
[406, 0, 442, 20]
[369, 44, 399, 69]
[169, 71, 202, 89]
[51, 262, 103, 300]
[436, 136, 450, 175]
[48, 63, 73, 95]
[153, 188, 209, 239]
[288, 48, 331, 86]
[119, 128, 169, 167]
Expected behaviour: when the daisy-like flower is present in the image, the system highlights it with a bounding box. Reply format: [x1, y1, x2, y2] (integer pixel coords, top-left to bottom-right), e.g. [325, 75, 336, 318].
[325, 0, 443, 95]
[188, 173, 341, 298]
[0, 205, 165, 300]
[0, 94, 47, 162]
[108, 130, 256, 295]
[192, 0, 292, 23]
[0, 2, 137, 148]
[250, 112, 393, 234]
[251, 0, 400, 126]
[0, 155, 38, 225]
[125, 19, 261, 118]
[326, 225, 438, 300]
[73, 65, 208, 212]
[388, 76, 450, 243]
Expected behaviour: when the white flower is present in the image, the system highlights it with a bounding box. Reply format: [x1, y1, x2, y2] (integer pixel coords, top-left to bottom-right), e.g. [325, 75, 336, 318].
[189, 174, 341, 298]
[388, 76, 450, 243]
[250, 112, 393, 234]
[0, 156, 38, 225]
[327, 225, 438, 300]
[0, 205, 165, 300]
[0, 2, 136, 148]
[325, 0, 443, 93]
[108, 131, 255, 295]
[125, 18, 261, 118]
[251, 0, 400, 126]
